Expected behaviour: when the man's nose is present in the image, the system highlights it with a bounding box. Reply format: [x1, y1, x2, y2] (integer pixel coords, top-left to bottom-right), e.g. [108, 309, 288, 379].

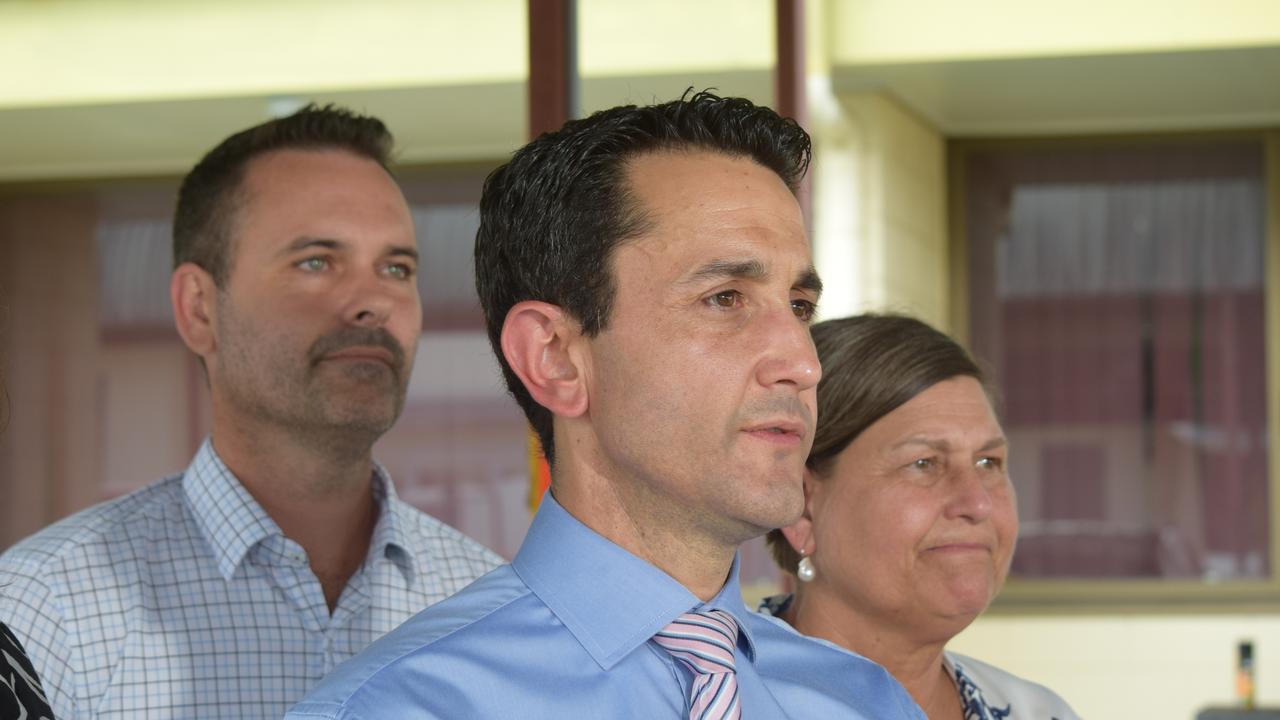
[754, 306, 821, 391]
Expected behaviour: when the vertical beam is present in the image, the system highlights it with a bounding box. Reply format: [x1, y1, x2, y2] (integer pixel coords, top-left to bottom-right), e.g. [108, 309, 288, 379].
[526, 0, 577, 508]
[775, 0, 806, 128]
[776, 0, 811, 229]
[528, 0, 578, 139]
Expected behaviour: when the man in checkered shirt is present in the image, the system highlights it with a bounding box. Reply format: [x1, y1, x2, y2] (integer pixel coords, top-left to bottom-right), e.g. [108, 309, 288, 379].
[0, 105, 503, 719]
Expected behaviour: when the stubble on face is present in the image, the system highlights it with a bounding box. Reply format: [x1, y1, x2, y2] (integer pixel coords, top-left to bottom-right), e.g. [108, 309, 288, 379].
[213, 290, 411, 453]
[199, 149, 422, 463]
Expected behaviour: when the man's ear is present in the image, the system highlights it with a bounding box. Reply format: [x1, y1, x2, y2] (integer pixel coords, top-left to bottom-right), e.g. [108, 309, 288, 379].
[500, 301, 588, 418]
[780, 466, 820, 556]
[171, 262, 218, 358]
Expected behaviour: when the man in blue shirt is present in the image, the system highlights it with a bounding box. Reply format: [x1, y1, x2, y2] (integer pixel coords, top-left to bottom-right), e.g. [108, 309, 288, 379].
[288, 92, 925, 719]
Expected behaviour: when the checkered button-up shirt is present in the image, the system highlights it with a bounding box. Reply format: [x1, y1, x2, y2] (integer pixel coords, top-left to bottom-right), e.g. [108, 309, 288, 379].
[0, 439, 504, 719]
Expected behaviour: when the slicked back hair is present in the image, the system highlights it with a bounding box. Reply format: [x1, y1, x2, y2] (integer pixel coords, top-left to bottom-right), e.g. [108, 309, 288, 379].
[173, 103, 395, 287]
[475, 90, 811, 467]
[766, 313, 990, 575]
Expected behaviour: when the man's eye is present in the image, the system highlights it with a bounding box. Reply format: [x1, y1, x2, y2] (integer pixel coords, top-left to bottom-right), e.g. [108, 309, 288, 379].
[707, 290, 742, 309]
[385, 263, 414, 280]
[976, 456, 1003, 471]
[791, 299, 817, 322]
[912, 458, 935, 471]
[298, 257, 328, 272]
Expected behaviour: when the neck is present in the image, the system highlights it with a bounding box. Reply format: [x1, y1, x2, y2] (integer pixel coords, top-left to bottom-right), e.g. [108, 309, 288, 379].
[785, 588, 958, 717]
[209, 405, 379, 612]
[552, 451, 737, 602]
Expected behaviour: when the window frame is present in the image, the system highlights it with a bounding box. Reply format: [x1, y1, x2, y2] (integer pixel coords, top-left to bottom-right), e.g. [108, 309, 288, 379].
[946, 129, 1280, 612]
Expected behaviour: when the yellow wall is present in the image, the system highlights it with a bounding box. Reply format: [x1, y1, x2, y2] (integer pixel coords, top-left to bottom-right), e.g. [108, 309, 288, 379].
[0, 0, 774, 180]
[0, 0, 773, 110]
[829, 0, 1280, 64]
[0, 0, 527, 107]
[811, 91, 950, 331]
[579, 0, 771, 77]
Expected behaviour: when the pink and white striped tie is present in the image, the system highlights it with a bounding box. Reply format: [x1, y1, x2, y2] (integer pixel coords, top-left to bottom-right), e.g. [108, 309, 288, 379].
[651, 609, 742, 720]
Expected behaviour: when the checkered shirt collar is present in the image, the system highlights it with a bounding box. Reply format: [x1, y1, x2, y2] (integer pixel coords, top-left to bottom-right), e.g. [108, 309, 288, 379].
[183, 438, 417, 584]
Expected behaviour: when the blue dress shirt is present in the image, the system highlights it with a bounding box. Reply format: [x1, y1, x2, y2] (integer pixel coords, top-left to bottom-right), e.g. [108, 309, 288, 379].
[288, 495, 924, 719]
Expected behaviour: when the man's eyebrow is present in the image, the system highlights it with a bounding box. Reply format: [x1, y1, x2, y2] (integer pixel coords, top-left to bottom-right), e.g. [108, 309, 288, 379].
[278, 236, 419, 261]
[280, 237, 341, 256]
[387, 245, 419, 261]
[795, 266, 823, 296]
[681, 258, 768, 285]
[978, 436, 1008, 453]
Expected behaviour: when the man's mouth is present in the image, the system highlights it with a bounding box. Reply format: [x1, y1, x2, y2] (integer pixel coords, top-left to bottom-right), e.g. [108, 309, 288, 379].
[741, 420, 806, 445]
[308, 327, 405, 373]
[320, 346, 396, 367]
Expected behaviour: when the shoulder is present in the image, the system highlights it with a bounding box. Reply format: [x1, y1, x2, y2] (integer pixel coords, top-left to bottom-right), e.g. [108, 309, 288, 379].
[292, 565, 541, 716]
[0, 475, 187, 579]
[946, 651, 1081, 719]
[391, 499, 504, 567]
[745, 612, 928, 719]
[0, 478, 186, 719]
[0, 474, 195, 646]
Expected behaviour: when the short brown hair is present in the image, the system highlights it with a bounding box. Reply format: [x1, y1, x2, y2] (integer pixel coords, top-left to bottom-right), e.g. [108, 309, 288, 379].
[767, 313, 990, 575]
[173, 103, 395, 286]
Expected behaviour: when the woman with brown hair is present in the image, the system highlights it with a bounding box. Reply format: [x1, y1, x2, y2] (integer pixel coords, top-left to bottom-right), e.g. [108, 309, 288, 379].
[765, 314, 1078, 719]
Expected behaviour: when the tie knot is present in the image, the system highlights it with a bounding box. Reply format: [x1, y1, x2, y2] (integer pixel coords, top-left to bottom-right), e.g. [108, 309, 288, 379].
[652, 609, 740, 676]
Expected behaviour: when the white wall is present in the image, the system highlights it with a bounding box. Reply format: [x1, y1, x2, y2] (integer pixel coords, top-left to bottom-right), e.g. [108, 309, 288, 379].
[952, 613, 1276, 719]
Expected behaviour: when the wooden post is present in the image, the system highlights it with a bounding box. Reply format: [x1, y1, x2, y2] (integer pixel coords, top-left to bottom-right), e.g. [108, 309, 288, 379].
[528, 0, 577, 139]
[776, 0, 811, 230]
[526, 0, 578, 508]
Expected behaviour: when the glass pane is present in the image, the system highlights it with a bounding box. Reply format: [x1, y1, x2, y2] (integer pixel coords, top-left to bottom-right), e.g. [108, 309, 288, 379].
[964, 140, 1270, 580]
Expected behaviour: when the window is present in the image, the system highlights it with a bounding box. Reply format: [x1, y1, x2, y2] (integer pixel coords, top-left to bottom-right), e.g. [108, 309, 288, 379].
[953, 134, 1278, 604]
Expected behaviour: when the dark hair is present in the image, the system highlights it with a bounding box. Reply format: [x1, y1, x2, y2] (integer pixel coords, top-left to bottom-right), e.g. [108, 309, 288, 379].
[475, 89, 811, 466]
[767, 313, 990, 574]
[173, 103, 395, 286]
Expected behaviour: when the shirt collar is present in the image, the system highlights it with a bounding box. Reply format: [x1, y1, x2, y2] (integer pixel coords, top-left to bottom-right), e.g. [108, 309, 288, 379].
[183, 438, 416, 583]
[369, 463, 419, 584]
[511, 493, 757, 671]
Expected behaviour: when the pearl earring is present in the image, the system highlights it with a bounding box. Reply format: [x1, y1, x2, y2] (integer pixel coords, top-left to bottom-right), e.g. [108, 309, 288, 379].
[797, 555, 815, 582]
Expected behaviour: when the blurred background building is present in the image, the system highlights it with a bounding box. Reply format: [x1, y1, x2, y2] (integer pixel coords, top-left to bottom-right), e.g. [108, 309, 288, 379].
[2, 1, 1278, 717]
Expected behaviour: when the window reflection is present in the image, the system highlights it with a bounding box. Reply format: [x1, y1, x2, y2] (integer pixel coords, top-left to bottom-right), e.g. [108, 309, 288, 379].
[964, 140, 1269, 580]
